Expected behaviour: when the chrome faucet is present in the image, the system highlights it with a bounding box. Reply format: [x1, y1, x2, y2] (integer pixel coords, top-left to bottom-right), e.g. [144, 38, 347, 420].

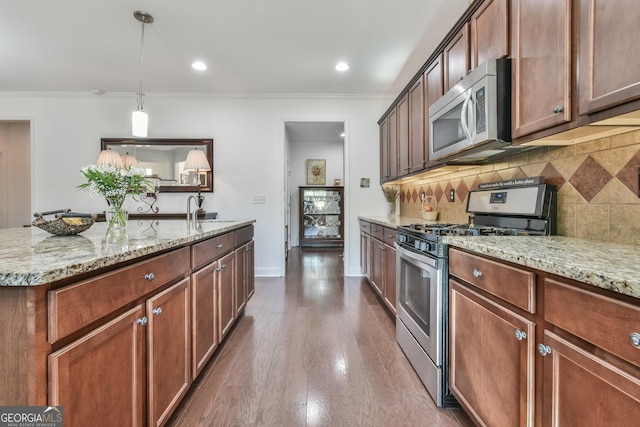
[187, 195, 198, 222]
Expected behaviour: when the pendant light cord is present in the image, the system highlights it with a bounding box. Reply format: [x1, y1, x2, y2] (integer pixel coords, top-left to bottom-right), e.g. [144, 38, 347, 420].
[136, 19, 146, 111]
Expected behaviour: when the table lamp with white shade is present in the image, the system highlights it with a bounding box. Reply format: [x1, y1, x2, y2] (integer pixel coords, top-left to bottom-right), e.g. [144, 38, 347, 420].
[183, 148, 211, 209]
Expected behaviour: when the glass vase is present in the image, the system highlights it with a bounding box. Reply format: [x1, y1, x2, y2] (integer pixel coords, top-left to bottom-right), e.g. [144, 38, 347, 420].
[106, 207, 128, 229]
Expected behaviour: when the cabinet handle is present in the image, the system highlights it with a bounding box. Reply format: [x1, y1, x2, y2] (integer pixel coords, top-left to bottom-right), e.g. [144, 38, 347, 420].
[629, 332, 640, 349]
[216, 244, 224, 249]
[152, 307, 163, 316]
[472, 269, 482, 278]
[215, 266, 222, 272]
[221, 263, 227, 269]
[552, 105, 564, 114]
[515, 330, 527, 341]
[136, 316, 148, 326]
[144, 272, 155, 281]
[537, 343, 552, 356]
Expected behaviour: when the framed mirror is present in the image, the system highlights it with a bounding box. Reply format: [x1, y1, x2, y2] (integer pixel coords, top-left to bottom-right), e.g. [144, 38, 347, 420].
[100, 138, 214, 193]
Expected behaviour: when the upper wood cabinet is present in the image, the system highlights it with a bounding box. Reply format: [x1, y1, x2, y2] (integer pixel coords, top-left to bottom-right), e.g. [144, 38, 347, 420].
[444, 23, 470, 92]
[379, 116, 390, 182]
[388, 108, 398, 179]
[408, 77, 425, 172]
[470, 0, 510, 69]
[578, 0, 640, 115]
[424, 54, 444, 164]
[511, 0, 573, 138]
[397, 93, 410, 176]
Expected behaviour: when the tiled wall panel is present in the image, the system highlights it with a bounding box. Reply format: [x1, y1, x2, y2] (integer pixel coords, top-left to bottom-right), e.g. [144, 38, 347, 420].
[400, 130, 640, 244]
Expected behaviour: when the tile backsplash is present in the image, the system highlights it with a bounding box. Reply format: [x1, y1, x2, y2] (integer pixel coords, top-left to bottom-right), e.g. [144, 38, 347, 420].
[400, 129, 640, 245]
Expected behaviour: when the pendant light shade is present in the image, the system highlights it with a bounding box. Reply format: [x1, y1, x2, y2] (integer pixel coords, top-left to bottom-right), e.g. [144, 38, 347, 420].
[132, 11, 153, 137]
[132, 110, 148, 137]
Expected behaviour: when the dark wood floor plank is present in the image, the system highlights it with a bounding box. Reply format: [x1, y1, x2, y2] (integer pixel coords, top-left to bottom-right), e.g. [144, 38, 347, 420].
[168, 248, 473, 427]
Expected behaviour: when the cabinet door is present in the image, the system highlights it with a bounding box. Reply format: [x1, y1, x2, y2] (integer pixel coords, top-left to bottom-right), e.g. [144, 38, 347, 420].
[234, 245, 247, 317]
[246, 240, 255, 301]
[147, 278, 191, 427]
[49, 305, 146, 427]
[380, 116, 390, 182]
[579, 0, 640, 114]
[369, 238, 384, 296]
[388, 108, 398, 179]
[542, 331, 640, 426]
[383, 243, 397, 314]
[450, 279, 535, 427]
[191, 263, 218, 379]
[470, 0, 509, 69]
[360, 232, 370, 278]
[217, 251, 236, 340]
[444, 23, 470, 92]
[397, 93, 410, 176]
[408, 77, 425, 172]
[512, 0, 572, 138]
[424, 54, 444, 162]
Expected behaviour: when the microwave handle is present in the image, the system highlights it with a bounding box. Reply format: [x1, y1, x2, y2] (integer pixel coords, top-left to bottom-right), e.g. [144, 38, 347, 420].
[468, 89, 477, 138]
[460, 90, 473, 142]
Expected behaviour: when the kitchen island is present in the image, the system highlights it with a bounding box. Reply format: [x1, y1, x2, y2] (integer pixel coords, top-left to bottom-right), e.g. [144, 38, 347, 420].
[0, 219, 255, 427]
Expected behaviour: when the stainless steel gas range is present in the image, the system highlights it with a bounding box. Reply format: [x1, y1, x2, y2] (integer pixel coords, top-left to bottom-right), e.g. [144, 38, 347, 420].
[395, 183, 557, 408]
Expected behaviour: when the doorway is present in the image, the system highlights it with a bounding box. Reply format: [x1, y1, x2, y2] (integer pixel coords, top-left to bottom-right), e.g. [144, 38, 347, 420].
[0, 120, 31, 228]
[284, 121, 345, 258]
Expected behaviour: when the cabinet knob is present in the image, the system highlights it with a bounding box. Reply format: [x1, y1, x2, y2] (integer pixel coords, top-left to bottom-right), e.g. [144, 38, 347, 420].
[472, 269, 483, 278]
[629, 332, 640, 349]
[152, 307, 163, 316]
[515, 330, 527, 341]
[136, 316, 148, 326]
[216, 244, 224, 249]
[144, 272, 155, 281]
[537, 343, 552, 356]
[215, 266, 222, 272]
[552, 105, 564, 114]
[221, 263, 227, 269]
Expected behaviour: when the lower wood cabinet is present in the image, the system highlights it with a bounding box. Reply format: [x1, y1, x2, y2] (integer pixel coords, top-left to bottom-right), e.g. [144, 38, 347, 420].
[147, 279, 191, 427]
[369, 237, 384, 295]
[49, 305, 147, 427]
[449, 247, 640, 427]
[360, 219, 397, 315]
[449, 278, 535, 426]
[42, 226, 256, 427]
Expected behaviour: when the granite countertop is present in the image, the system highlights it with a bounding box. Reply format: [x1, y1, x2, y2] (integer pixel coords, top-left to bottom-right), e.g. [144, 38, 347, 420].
[358, 215, 424, 228]
[0, 219, 255, 287]
[443, 235, 640, 301]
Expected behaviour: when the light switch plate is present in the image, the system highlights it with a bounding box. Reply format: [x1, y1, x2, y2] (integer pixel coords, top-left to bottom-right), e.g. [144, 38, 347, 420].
[253, 194, 266, 204]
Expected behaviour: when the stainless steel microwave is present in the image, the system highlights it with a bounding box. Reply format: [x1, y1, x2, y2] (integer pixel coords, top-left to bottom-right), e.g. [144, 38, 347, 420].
[428, 59, 512, 163]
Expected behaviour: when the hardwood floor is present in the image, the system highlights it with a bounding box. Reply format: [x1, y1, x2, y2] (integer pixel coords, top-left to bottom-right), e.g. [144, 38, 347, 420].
[168, 248, 473, 427]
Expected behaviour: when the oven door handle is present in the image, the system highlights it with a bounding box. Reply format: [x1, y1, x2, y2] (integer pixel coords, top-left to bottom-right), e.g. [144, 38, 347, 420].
[396, 244, 438, 269]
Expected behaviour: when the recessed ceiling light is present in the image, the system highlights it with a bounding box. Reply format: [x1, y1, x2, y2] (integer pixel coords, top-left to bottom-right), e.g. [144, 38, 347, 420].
[340, 132, 345, 138]
[335, 62, 349, 72]
[192, 61, 207, 71]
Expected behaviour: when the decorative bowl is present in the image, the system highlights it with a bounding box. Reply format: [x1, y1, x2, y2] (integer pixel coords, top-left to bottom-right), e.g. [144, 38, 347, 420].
[32, 210, 96, 236]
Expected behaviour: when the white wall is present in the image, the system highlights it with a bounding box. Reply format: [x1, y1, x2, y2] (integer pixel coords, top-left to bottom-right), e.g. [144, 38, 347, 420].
[0, 93, 390, 276]
[289, 138, 343, 246]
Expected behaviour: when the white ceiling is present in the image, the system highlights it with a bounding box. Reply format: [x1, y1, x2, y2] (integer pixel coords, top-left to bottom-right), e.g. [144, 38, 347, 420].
[0, 0, 469, 96]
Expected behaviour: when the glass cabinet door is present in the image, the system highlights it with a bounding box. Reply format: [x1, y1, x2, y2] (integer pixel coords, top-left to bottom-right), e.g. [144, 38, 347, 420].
[299, 187, 344, 247]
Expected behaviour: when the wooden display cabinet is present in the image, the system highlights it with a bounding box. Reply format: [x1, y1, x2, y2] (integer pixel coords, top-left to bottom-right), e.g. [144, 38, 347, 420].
[299, 187, 344, 248]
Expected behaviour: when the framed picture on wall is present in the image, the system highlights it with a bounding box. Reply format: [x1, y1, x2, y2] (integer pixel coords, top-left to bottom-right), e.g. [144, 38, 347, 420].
[306, 159, 326, 185]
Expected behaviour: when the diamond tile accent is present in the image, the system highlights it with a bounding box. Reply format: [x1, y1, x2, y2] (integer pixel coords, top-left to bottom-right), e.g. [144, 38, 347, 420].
[400, 190, 406, 204]
[470, 176, 482, 191]
[457, 179, 469, 203]
[569, 156, 613, 202]
[434, 184, 443, 202]
[615, 149, 640, 196]
[411, 188, 418, 203]
[512, 167, 527, 180]
[541, 162, 566, 190]
[425, 186, 434, 197]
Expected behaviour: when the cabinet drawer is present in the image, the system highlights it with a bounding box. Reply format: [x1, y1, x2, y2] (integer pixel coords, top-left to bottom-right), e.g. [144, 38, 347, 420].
[192, 232, 235, 269]
[235, 225, 254, 247]
[359, 220, 371, 234]
[383, 226, 397, 247]
[449, 248, 536, 313]
[545, 278, 640, 368]
[48, 247, 190, 343]
[370, 223, 384, 240]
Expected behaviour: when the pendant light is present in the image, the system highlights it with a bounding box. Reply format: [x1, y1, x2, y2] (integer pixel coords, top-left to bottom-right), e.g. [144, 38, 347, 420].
[132, 11, 154, 137]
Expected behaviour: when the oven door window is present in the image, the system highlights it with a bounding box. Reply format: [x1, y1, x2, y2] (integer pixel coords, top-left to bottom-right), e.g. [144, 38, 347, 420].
[399, 257, 433, 336]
